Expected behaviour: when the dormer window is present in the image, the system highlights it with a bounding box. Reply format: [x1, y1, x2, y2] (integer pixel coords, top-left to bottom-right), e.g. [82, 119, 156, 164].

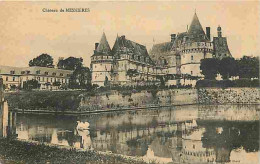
[36, 70, 40, 74]
[45, 72, 49, 75]
[21, 71, 25, 74]
[60, 73, 63, 76]
[52, 72, 56, 76]
[10, 70, 15, 74]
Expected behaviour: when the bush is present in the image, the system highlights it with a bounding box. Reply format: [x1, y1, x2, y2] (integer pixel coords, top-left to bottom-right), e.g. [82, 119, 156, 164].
[234, 79, 259, 87]
[196, 79, 259, 88]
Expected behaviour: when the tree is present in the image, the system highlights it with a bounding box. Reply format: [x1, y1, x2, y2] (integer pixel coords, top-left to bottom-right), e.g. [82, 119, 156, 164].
[218, 57, 237, 80]
[23, 79, 40, 90]
[126, 69, 139, 81]
[53, 81, 61, 86]
[237, 56, 259, 79]
[29, 54, 54, 67]
[57, 57, 83, 70]
[69, 66, 91, 89]
[104, 76, 109, 86]
[200, 58, 219, 80]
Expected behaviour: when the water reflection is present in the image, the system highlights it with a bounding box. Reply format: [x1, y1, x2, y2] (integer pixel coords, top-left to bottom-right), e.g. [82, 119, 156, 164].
[1, 104, 259, 164]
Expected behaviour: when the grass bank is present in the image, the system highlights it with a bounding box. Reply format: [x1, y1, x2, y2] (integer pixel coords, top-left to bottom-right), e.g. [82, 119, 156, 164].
[5, 90, 84, 111]
[0, 138, 154, 164]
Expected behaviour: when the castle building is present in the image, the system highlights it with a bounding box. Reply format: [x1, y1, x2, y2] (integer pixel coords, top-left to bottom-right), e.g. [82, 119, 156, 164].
[91, 12, 232, 87]
[91, 34, 159, 86]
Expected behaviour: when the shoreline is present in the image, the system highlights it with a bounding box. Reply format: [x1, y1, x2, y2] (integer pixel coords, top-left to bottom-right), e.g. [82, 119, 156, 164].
[8, 103, 260, 115]
[0, 138, 154, 164]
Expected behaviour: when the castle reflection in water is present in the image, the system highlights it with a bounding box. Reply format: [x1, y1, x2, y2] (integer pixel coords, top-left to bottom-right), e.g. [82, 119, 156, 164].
[1, 103, 259, 164]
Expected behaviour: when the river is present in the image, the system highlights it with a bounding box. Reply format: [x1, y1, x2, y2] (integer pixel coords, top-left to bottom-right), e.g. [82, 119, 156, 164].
[1, 104, 259, 164]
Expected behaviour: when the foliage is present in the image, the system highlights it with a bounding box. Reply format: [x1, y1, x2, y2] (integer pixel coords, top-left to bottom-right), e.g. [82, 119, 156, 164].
[156, 75, 165, 87]
[104, 76, 109, 86]
[218, 57, 237, 79]
[53, 81, 61, 86]
[29, 53, 54, 67]
[57, 57, 83, 70]
[237, 56, 259, 79]
[126, 69, 139, 78]
[196, 79, 259, 88]
[69, 66, 92, 89]
[5, 91, 83, 111]
[23, 79, 40, 90]
[0, 138, 153, 164]
[200, 58, 219, 80]
[200, 56, 259, 80]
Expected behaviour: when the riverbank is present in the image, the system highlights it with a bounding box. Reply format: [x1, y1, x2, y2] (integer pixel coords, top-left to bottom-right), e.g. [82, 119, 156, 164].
[0, 138, 155, 164]
[5, 88, 259, 113]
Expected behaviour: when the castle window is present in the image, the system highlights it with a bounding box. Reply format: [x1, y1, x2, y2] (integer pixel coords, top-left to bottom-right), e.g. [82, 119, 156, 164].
[13, 77, 15, 81]
[36, 70, 41, 74]
[191, 55, 193, 61]
[191, 71, 193, 75]
[45, 72, 49, 75]
[6, 77, 8, 81]
[10, 70, 15, 74]
[164, 59, 167, 65]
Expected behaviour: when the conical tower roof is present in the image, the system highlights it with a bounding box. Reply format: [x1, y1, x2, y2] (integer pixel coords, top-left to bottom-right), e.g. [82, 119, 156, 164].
[188, 13, 206, 41]
[96, 32, 111, 54]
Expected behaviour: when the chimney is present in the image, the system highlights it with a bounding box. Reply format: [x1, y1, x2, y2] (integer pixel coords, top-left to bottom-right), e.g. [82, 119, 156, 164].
[0, 77, 3, 102]
[206, 27, 210, 41]
[95, 43, 99, 50]
[171, 34, 176, 43]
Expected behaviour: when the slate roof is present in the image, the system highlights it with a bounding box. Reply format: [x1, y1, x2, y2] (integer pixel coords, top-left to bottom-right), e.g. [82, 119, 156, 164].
[93, 32, 112, 56]
[187, 13, 208, 42]
[213, 37, 232, 58]
[150, 42, 173, 61]
[0, 65, 72, 76]
[112, 35, 155, 65]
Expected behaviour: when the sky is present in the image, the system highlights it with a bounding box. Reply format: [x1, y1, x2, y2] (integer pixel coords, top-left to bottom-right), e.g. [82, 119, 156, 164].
[0, 1, 259, 68]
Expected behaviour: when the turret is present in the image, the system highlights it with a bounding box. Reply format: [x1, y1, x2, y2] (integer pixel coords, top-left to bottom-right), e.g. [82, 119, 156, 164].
[217, 26, 222, 37]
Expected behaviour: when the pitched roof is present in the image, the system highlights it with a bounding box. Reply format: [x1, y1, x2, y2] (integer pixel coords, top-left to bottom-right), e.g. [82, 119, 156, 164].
[94, 32, 112, 56]
[0, 65, 72, 76]
[112, 35, 155, 65]
[188, 13, 207, 42]
[150, 42, 173, 60]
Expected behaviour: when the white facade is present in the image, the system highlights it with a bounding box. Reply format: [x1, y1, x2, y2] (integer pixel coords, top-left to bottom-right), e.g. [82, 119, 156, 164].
[0, 65, 72, 90]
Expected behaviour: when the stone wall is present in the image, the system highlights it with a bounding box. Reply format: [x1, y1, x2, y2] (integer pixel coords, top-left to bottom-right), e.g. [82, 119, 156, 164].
[198, 88, 260, 104]
[5, 87, 259, 111]
[79, 89, 198, 110]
